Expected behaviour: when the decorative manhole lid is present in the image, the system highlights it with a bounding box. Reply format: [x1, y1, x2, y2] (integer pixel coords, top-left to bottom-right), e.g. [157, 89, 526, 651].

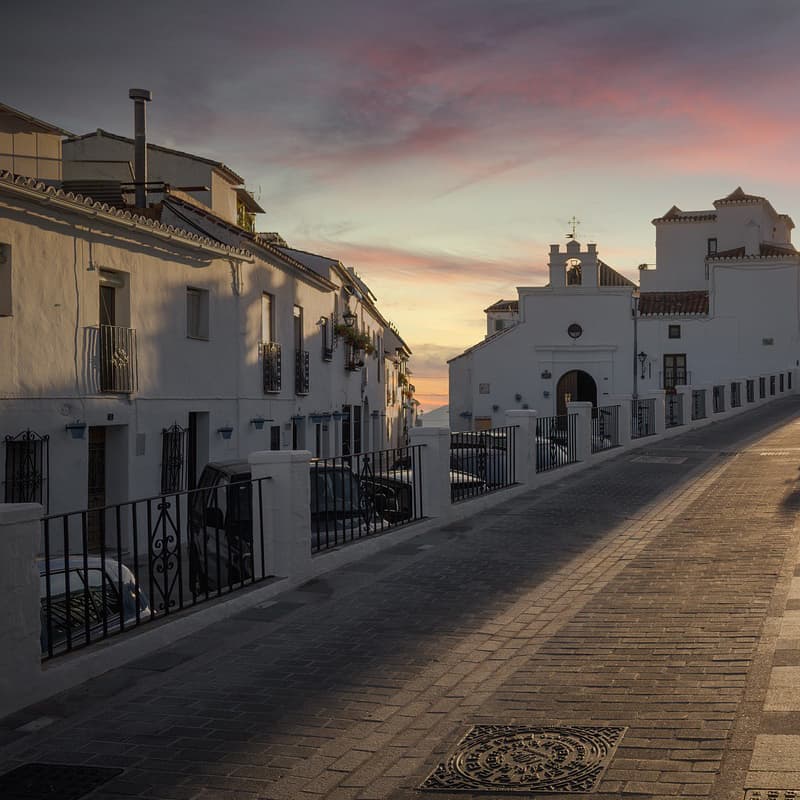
[0, 763, 123, 799]
[745, 792, 800, 800]
[419, 725, 626, 794]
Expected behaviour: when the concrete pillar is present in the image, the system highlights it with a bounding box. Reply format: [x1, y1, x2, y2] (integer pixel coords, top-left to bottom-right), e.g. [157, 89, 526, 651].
[651, 394, 666, 435]
[676, 385, 692, 426]
[249, 450, 312, 582]
[567, 401, 592, 461]
[505, 409, 538, 487]
[0, 503, 43, 718]
[616, 398, 632, 447]
[409, 427, 451, 519]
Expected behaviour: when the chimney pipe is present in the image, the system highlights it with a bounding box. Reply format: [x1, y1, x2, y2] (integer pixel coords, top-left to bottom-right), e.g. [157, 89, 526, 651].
[128, 88, 152, 209]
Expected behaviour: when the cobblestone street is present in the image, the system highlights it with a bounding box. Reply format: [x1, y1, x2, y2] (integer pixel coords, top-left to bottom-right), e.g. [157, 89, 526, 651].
[4, 398, 800, 799]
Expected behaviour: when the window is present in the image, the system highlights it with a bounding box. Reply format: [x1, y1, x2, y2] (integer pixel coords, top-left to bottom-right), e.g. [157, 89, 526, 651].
[707, 238, 717, 256]
[668, 325, 681, 339]
[186, 287, 209, 339]
[4, 429, 49, 509]
[261, 293, 274, 343]
[663, 354, 687, 389]
[0, 243, 11, 316]
[494, 319, 505, 332]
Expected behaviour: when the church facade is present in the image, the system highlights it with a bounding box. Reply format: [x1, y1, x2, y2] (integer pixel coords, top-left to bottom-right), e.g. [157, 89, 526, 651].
[449, 189, 800, 430]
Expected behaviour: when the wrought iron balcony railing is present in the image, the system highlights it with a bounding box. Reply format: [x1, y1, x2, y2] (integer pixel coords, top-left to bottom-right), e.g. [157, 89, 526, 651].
[99, 325, 138, 393]
[262, 342, 281, 393]
[295, 349, 310, 395]
[345, 343, 363, 371]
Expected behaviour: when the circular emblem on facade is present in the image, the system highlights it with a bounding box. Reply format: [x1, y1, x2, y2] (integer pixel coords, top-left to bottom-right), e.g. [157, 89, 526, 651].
[567, 323, 583, 339]
[420, 725, 627, 793]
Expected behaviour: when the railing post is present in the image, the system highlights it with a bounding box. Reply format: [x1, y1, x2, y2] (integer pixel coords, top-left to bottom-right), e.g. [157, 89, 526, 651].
[567, 401, 592, 461]
[248, 450, 312, 582]
[409, 427, 452, 519]
[505, 409, 538, 486]
[0, 503, 43, 718]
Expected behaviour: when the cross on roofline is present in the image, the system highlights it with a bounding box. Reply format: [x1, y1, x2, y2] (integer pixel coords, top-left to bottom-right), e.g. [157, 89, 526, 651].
[566, 216, 581, 239]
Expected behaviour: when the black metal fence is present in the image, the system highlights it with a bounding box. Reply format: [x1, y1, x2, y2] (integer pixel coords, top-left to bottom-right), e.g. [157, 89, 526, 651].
[536, 414, 578, 472]
[713, 385, 725, 413]
[746, 380, 755, 403]
[665, 394, 683, 428]
[450, 426, 517, 501]
[591, 405, 620, 453]
[631, 398, 656, 438]
[692, 389, 706, 420]
[311, 445, 424, 553]
[40, 476, 271, 661]
[730, 382, 742, 408]
[770, 375, 776, 395]
[759, 377, 766, 399]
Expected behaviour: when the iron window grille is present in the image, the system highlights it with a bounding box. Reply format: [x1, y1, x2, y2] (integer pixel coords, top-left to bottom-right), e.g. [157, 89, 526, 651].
[780, 373, 785, 393]
[262, 342, 281, 393]
[770, 375, 776, 395]
[746, 380, 755, 403]
[99, 325, 138, 393]
[759, 377, 766, 399]
[295, 349, 310, 395]
[730, 383, 741, 408]
[160, 423, 187, 494]
[4, 429, 49, 511]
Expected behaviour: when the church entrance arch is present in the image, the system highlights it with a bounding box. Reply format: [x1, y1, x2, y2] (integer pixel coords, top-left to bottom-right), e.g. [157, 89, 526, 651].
[556, 370, 597, 416]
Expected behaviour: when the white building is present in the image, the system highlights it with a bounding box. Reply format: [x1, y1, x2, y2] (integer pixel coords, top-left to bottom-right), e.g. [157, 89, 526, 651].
[450, 188, 799, 430]
[0, 100, 414, 521]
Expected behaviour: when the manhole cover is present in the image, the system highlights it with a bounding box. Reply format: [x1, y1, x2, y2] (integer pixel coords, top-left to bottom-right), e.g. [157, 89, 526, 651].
[419, 725, 626, 793]
[0, 763, 123, 799]
[631, 456, 687, 464]
[745, 792, 800, 800]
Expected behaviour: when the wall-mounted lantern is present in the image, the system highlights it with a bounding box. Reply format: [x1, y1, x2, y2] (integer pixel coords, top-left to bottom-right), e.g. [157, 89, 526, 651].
[514, 393, 522, 402]
[492, 404, 500, 412]
[543, 390, 550, 398]
[217, 425, 234, 439]
[638, 351, 648, 379]
[541, 370, 552, 380]
[65, 420, 87, 439]
[342, 308, 357, 327]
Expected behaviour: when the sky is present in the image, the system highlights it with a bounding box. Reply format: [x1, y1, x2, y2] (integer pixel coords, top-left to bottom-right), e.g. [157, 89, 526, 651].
[4, 0, 800, 410]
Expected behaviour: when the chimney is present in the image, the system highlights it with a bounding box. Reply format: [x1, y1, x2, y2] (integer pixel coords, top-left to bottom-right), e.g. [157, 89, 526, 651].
[128, 88, 152, 208]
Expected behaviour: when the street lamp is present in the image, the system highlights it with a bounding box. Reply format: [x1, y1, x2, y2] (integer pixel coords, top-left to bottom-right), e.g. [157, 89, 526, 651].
[638, 351, 648, 380]
[342, 308, 357, 327]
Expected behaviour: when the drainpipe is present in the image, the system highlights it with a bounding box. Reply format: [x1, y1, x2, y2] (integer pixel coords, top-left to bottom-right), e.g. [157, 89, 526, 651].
[129, 89, 152, 209]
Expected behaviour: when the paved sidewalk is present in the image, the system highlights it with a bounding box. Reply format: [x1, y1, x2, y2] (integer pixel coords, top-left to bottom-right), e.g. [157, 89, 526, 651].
[3, 398, 800, 800]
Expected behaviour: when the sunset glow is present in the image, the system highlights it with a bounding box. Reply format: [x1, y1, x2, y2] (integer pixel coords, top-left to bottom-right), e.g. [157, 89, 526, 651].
[4, 0, 800, 410]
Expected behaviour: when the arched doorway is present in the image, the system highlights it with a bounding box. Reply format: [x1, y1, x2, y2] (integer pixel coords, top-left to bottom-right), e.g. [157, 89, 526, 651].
[556, 370, 597, 416]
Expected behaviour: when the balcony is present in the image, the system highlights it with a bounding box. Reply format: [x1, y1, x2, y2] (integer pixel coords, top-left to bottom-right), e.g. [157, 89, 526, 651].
[99, 325, 137, 393]
[262, 342, 281, 393]
[345, 343, 364, 371]
[295, 349, 310, 395]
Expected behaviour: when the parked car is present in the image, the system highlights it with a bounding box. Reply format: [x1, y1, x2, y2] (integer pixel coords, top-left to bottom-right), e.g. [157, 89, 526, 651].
[360, 462, 487, 523]
[450, 430, 511, 487]
[535, 436, 571, 470]
[39, 556, 152, 654]
[189, 460, 373, 590]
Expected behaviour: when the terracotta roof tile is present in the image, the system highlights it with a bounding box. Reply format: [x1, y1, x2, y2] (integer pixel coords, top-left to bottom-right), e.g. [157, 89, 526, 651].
[638, 291, 709, 316]
[0, 169, 251, 258]
[484, 299, 518, 313]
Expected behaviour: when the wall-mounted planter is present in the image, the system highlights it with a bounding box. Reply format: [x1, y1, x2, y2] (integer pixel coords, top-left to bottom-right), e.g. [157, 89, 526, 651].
[65, 421, 87, 440]
[217, 426, 234, 440]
